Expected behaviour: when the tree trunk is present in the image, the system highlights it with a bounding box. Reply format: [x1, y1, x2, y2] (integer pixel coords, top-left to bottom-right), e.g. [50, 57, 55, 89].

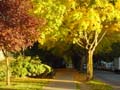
[86, 50, 94, 80]
[2, 49, 10, 85]
[6, 57, 10, 85]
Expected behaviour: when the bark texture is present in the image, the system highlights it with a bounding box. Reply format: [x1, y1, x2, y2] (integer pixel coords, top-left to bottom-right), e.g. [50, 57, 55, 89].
[86, 50, 93, 80]
[6, 57, 10, 85]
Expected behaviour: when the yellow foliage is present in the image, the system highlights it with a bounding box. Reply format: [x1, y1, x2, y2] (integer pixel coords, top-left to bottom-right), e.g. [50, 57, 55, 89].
[115, 0, 120, 10]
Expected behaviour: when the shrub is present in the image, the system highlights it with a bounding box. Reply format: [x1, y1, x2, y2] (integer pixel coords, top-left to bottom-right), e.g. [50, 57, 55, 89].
[0, 70, 5, 81]
[10, 56, 30, 77]
[11, 55, 53, 78]
[0, 61, 6, 81]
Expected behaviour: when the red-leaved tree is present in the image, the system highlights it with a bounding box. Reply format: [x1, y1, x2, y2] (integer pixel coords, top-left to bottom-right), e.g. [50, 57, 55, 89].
[0, 0, 44, 85]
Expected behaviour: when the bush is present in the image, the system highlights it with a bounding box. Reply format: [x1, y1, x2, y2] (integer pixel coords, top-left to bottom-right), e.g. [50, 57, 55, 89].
[0, 70, 5, 81]
[10, 56, 30, 77]
[0, 61, 6, 81]
[11, 55, 54, 78]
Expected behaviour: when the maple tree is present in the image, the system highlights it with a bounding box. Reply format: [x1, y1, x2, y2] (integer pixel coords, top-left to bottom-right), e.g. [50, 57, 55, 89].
[0, 0, 44, 85]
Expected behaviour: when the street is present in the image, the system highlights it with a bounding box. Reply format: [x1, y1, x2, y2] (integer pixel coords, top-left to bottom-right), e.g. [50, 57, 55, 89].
[95, 70, 120, 90]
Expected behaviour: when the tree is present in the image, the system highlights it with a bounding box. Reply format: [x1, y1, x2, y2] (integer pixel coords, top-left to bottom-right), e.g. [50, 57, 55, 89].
[31, 0, 79, 60]
[63, 0, 120, 80]
[32, 0, 73, 49]
[32, 0, 120, 80]
[0, 0, 44, 85]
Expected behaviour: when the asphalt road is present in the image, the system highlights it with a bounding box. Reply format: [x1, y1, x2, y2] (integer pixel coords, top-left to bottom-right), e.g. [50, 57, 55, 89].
[94, 70, 120, 90]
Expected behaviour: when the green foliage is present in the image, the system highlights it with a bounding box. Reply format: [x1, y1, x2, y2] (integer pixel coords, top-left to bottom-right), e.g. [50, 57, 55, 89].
[0, 61, 6, 81]
[32, 0, 120, 52]
[11, 55, 53, 78]
[32, 0, 67, 46]
[95, 32, 120, 55]
[11, 56, 30, 77]
[0, 71, 5, 81]
[111, 42, 120, 57]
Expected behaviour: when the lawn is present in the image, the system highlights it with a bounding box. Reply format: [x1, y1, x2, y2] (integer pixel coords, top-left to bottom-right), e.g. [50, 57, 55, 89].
[0, 78, 48, 90]
[74, 72, 113, 90]
[87, 80, 113, 90]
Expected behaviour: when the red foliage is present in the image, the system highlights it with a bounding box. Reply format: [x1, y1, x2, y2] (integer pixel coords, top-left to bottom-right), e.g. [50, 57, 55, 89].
[0, 0, 44, 52]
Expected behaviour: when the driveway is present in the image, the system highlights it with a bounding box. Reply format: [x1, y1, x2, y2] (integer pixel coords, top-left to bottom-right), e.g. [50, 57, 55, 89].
[94, 70, 120, 90]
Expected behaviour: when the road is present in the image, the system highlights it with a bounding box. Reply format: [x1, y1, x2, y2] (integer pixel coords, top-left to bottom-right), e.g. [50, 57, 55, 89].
[95, 70, 120, 90]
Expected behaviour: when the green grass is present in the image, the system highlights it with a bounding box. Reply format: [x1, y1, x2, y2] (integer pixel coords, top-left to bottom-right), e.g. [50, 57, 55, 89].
[87, 80, 113, 90]
[74, 72, 113, 90]
[76, 83, 81, 90]
[0, 78, 48, 90]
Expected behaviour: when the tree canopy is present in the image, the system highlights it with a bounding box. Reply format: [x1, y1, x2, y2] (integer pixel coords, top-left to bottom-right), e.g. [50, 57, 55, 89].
[32, 0, 120, 80]
[0, 0, 44, 52]
[32, 0, 67, 48]
[32, 0, 120, 50]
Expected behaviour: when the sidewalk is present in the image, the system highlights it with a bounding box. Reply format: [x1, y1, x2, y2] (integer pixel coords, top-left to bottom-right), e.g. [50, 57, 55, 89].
[43, 69, 77, 90]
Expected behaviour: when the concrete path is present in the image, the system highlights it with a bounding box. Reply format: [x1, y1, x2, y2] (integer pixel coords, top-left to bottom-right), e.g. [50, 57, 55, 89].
[43, 69, 77, 90]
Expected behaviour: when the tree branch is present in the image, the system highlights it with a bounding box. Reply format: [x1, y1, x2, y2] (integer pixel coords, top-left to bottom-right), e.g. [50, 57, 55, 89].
[84, 31, 90, 49]
[89, 31, 98, 50]
[97, 30, 107, 45]
[76, 39, 86, 49]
